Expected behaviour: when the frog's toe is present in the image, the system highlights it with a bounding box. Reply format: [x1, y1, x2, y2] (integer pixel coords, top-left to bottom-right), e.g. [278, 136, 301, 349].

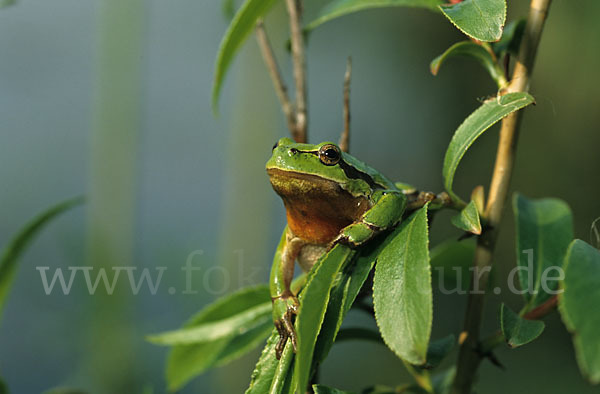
[274, 310, 298, 359]
[274, 320, 287, 359]
[272, 296, 299, 359]
[283, 309, 298, 351]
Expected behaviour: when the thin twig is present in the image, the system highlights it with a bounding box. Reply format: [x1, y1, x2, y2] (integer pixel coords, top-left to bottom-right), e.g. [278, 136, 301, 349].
[451, 1, 553, 393]
[485, 1, 551, 221]
[285, 0, 307, 143]
[523, 295, 558, 320]
[339, 57, 352, 153]
[255, 20, 296, 134]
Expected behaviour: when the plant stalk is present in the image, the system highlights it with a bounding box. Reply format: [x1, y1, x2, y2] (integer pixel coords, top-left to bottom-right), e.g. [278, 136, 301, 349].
[451, 1, 553, 393]
[339, 57, 352, 153]
[255, 20, 296, 134]
[285, 0, 307, 143]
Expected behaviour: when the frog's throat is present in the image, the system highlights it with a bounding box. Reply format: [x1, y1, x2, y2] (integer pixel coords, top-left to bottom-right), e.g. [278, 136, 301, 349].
[267, 168, 370, 245]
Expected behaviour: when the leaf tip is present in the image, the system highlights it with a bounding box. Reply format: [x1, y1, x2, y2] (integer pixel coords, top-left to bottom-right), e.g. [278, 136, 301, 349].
[430, 60, 441, 76]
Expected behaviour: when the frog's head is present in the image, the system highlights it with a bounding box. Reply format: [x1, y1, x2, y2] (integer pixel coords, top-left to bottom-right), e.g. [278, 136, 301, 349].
[266, 137, 397, 244]
[266, 137, 388, 198]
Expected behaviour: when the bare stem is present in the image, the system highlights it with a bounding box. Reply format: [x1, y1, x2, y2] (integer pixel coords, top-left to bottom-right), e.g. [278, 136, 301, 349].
[339, 57, 352, 153]
[285, 0, 307, 143]
[255, 20, 296, 134]
[451, 1, 553, 393]
[523, 294, 558, 320]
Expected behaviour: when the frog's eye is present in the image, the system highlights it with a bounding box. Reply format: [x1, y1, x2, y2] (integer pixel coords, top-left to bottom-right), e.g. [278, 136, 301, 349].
[272, 141, 279, 151]
[318, 144, 341, 166]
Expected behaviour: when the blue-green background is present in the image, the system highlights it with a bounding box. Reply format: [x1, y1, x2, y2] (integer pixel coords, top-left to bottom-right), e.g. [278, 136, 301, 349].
[1, 0, 599, 393]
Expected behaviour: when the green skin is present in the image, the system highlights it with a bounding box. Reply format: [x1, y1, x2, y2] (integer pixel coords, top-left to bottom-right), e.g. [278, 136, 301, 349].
[266, 138, 408, 359]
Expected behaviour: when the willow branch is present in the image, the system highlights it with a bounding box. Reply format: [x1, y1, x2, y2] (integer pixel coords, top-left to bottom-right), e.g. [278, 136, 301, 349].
[485, 2, 551, 222]
[451, 1, 553, 393]
[255, 20, 296, 134]
[339, 57, 352, 153]
[285, 0, 307, 143]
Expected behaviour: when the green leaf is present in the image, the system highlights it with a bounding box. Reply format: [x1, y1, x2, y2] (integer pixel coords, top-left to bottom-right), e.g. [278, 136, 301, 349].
[373, 205, 432, 365]
[246, 329, 290, 394]
[163, 285, 272, 391]
[0, 377, 6, 394]
[450, 200, 482, 235]
[431, 367, 456, 394]
[492, 18, 526, 57]
[430, 41, 507, 88]
[430, 239, 475, 292]
[268, 339, 295, 394]
[313, 384, 355, 394]
[394, 182, 417, 194]
[0, 196, 84, 322]
[591, 218, 600, 250]
[313, 232, 407, 362]
[0, 0, 15, 9]
[305, 0, 443, 32]
[423, 335, 455, 369]
[293, 244, 355, 394]
[500, 303, 545, 348]
[362, 385, 412, 394]
[439, 0, 506, 42]
[212, 0, 278, 111]
[513, 193, 573, 311]
[213, 318, 273, 367]
[42, 389, 86, 394]
[147, 302, 271, 345]
[245, 330, 277, 394]
[442, 92, 535, 203]
[313, 243, 378, 363]
[559, 240, 600, 384]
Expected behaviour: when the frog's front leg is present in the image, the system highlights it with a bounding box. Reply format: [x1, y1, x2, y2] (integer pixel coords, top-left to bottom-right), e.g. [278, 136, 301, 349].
[335, 190, 406, 247]
[270, 228, 305, 359]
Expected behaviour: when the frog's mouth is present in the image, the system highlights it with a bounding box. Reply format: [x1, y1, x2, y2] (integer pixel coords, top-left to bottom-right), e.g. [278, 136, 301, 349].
[266, 168, 342, 197]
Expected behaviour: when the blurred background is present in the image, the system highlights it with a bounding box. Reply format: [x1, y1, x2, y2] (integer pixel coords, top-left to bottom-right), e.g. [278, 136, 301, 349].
[0, 0, 599, 393]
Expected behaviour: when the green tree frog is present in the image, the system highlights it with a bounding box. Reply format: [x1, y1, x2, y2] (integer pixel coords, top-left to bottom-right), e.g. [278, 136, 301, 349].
[266, 137, 412, 359]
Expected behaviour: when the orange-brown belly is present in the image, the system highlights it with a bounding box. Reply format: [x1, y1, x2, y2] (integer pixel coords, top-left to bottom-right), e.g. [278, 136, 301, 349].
[282, 194, 369, 245]
[286, 204, 349, 244]
[268, 168, 371, 244]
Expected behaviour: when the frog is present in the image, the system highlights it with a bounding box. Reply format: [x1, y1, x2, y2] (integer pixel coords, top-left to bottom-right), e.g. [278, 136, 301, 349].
[266, 137, 414, 359]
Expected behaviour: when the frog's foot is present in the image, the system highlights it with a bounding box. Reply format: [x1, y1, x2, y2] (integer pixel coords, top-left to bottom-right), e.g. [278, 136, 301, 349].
[333, 222, 375, 248]
[272, 294, 299, 359]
